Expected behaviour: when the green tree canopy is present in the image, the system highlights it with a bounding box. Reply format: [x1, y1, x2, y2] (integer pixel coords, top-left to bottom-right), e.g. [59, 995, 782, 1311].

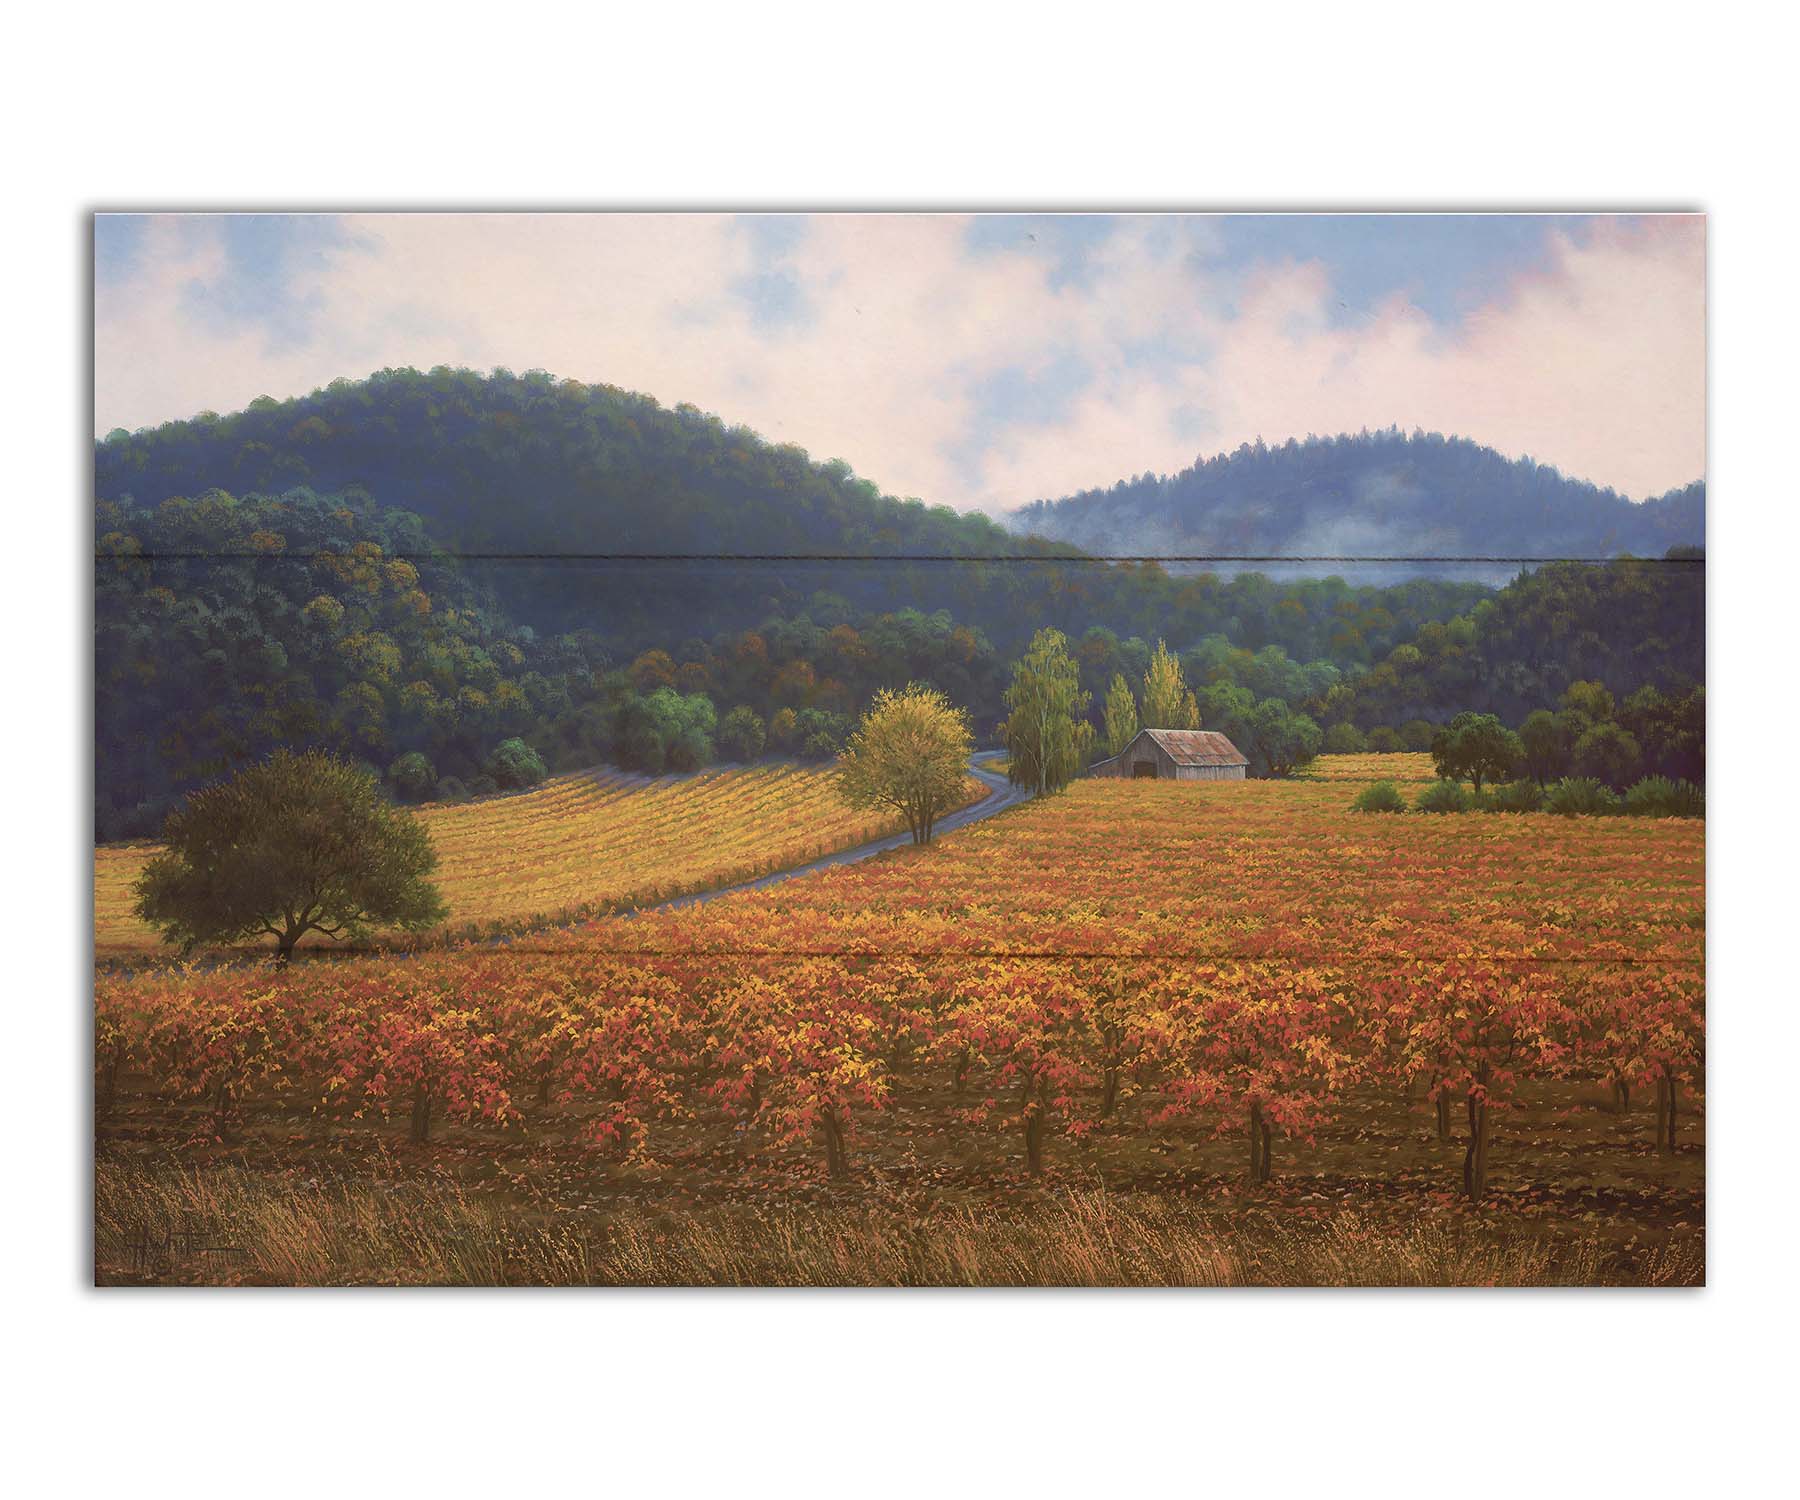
[134, 750, 446, 961]
[387, 750, 437, 803]
[717, 705, 767, 762]
[1247, 698, 1322, 778]
[1518, 710, 1571, 787]
[1430, 711, 1523, 793]
[1004, 628, 1094, 795]
[1573, 721, 1643, 790]
[484, 737, 548, 789]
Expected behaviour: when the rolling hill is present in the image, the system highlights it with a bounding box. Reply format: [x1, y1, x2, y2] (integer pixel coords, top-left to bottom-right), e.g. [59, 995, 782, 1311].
[1008, 429, 1704, 578]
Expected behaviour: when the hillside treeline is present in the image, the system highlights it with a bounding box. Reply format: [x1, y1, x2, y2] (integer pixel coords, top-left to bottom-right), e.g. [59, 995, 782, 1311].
[95, 488, 1014, 838]
[1318, 555, 1704, 731]
[93, 369, 1488, 660]
[1012, 427, 1704, 575]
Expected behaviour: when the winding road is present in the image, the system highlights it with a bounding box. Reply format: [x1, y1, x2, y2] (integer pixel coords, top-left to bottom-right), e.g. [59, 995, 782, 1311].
[635, 749, 1033, 917]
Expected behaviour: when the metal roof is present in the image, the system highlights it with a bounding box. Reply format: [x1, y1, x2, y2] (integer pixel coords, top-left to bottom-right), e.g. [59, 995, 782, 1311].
[1133, 728, 1249, 766]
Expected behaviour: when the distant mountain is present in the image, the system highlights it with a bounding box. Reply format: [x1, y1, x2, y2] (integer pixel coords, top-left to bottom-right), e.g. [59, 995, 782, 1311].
[95, 366, 1083, 645]
[98, 365, 1041, 561]
[1008, 430, 1704, 580]
[91, 371, 1488, 654]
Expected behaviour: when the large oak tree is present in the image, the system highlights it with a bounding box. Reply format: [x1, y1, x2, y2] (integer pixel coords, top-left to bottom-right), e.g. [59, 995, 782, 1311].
[134, 749, 447, 961]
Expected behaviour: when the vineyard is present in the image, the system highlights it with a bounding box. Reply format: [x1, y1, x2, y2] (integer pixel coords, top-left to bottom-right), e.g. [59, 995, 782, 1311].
[95, 762, 969, 951]
[94, 754, 1704, 1285]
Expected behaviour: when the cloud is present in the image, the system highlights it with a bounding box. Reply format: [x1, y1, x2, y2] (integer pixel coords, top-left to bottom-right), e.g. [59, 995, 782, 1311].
[93, 212, 1705, 510]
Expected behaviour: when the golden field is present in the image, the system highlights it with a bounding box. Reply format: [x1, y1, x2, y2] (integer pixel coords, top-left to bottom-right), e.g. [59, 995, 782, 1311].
[95, 761, 975, 951]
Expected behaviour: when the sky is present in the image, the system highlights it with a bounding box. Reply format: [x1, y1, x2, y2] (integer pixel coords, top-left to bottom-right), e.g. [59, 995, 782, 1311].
[93, 212, 1706, 513]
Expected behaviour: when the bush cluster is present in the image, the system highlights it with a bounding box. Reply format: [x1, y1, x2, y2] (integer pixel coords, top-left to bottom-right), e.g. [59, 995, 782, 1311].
[1351, 774, 1704, 818]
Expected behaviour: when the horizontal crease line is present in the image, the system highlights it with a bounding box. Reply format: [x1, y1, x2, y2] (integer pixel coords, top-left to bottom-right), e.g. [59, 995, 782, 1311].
[97, 552, 1707, 566]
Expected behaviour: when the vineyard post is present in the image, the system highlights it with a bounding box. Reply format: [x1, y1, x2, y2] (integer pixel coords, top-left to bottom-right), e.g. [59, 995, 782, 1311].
[821, 1105, 850, 1179]
[1462, 1067, 1491, 1199]
[1024, 1079, 1047, 1174]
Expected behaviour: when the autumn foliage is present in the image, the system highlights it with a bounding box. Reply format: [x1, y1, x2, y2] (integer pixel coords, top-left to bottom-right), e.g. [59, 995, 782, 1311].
[96, 767, 1702, 1201]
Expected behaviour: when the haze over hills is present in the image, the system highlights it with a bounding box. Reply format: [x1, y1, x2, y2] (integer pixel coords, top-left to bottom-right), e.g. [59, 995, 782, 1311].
[1008, 429, 1704, 580]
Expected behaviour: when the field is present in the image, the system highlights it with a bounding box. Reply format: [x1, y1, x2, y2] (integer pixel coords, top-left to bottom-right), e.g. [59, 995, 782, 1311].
[96, 762, 972, 952]
[94, 754, 1704, 1286]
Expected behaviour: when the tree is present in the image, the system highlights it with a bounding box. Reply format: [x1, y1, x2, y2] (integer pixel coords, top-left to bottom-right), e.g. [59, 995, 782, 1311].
[1517, 709, 1569, 787]
[1322, 722, 1367, 755]
[717, 705, 766, 762]
[485, 737, 548, 789]
[1430, 711, 1522, 793]
[1620, 686, 1704, 783]
[134, 749, 447, 962]
[1562, 679, 1616, 724]
[1572, 721, 1643, 790]
[387, 750, 436, 803]
[1247, 698, 1322, 778]
[1141, 640, 1200, 729]
[836, 683, 973, 845]
[1004, 628, 1094, 794]
[1101, 673, 1139, 758]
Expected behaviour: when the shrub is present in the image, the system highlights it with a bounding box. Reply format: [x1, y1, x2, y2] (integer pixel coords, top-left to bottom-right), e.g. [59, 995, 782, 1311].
[485, 738, 549, 790]
[1623, 776, 1705, 818]
[434, 775, 468, 802]
[1489, 779, 1544, 814]
[467, 774, 500, 799]
[1351, 780, 1407, 814]
[1323, 723, 1368, 755]
[1366, 726, 1402, 753]
[1414, 779, 1471, 814]
[1543, 776, 1620, 817]
[387, 751, 436, 803]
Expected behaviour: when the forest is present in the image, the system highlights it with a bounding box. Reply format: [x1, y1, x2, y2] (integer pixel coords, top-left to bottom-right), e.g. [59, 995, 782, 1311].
[93, 368, 1489, 657]
[94, 372, 1704, 837]
[1012, 428, 1704, 580]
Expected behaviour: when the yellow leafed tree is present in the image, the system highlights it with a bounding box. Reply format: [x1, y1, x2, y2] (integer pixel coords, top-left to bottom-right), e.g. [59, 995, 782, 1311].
[1141, 640, 1200, 730]
[1102, 673, 1140, 757]
[836, 683, 973, 844]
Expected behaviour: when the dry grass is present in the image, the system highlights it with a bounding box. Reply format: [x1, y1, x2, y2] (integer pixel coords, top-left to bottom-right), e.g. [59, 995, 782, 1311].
[94, 1159, 1701, 1287]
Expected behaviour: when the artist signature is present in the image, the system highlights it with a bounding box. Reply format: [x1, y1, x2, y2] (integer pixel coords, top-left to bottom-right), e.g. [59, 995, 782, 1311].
[117, 1221, 246, 1277]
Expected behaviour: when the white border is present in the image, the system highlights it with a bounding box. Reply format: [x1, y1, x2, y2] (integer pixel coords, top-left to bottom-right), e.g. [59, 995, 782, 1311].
[11, 2, 1797, 1493]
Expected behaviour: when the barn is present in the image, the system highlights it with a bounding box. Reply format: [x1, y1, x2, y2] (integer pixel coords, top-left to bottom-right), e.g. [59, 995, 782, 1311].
[1088, 728, 1249, 781]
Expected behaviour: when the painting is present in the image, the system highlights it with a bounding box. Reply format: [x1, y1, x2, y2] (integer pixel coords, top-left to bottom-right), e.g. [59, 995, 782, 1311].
[92, 212, 1705, 1286]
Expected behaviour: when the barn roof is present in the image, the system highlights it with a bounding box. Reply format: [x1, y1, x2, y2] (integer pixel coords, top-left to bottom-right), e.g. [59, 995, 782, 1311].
[1136, 729, 1249, 766]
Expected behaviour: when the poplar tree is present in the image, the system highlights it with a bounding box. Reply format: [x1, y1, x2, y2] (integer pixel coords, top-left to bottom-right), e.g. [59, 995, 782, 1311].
[1004, 628, 1094, 795]
[1141, 640, 1200, 730]
[1102, 673, 1140, 757]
